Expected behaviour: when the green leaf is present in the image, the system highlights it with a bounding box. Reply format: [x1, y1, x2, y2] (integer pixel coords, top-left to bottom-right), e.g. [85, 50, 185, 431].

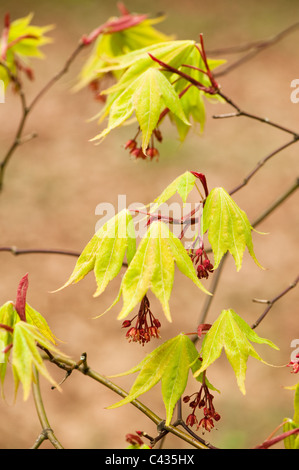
[12, 321, 68, 400]
[25, 303, 56, 344]
[56, 209, 136, 297]
[202, 187, 264, 271]
[194, 309, 279, 394]
[0, 14, 53, 88]
[0, 298, 67, 400]
[0, 302, 17, 396]
[115, 221, 210, 322]
[98, 40, 195, 93]
[283, 382, 299, 449]
[150, 171, 196, 212]
[74, 15, 173, 91]
[91, 68, 190, 152]
[108, 333, 201, 425]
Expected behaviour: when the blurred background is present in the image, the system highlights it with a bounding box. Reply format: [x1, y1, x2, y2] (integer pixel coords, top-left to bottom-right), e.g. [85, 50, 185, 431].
[0, 0, 298, 449]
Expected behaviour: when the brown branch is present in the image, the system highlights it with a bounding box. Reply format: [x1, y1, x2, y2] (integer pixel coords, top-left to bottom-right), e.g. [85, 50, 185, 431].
[212, 22, 299, 78]
[0, 246, 81, 257]
[215, 92, 299, 138]
[251, 274, 299, 330]
[207, 22, 299, 56]
[42, 352, 211, 449]
[229, 140, 299, 196]
[0, 41, 85, 192]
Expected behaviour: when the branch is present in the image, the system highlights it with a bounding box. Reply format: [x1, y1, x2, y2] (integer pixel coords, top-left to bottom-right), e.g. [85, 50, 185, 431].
[251, 274, 299, 330]
[31, 368, 64, 449]
[211, 22, 299, 78]
[0, 246, 81, 257]
[215, 92, 299, 139]
[0, 41, 85, 192]
[207, 22, 299, 56]
[42, 352, 211, 450]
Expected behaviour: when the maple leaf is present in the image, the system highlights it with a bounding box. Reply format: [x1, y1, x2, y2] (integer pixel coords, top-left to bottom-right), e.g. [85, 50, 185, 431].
[194, 309, 279, 394]
[202, 187, 264, 271]
[108, 333, 201, 425]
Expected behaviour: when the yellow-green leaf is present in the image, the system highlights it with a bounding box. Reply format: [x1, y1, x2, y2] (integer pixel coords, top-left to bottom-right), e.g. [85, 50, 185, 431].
[56, 209, 136, 297]
[108, 333, 200, 425]
[115, 221, 209, 322]
[12, 321, 68, 400]
[194, 309, 279, 394]
[203, 187, 264, 271]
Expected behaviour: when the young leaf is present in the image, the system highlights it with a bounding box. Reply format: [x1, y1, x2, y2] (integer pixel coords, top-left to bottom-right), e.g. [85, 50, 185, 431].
[12, 321, 68, 400]
[91, 40, 195, 128]
[150, 171, 196, 212]
[0, 13, 53, 88]
[202, 187, 263, 271]
[115, 221, 210, 322]
[25, 303, 56, 344]
[74, 14, 172, 91]
[194, 309, 279, 394]
[108, 333, 200, 425]
[56, 209, 136, 297]
[170, 47, 226, 140]
[91, 68, 190, 153]
[283, 383, 299, 449]
[0, 302, 17, 396]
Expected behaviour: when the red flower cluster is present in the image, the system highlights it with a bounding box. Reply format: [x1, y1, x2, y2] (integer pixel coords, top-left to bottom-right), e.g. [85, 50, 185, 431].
[287, 353, 299, 374]
[122, 295, 161, 345]
[184, 382, 220, 433]
[190, 248, 214, 279]
[124, 128, 162, 161]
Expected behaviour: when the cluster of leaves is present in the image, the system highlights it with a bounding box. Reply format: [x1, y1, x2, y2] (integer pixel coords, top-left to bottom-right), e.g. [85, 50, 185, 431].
[58, 171, 262, 323]
[0, 13, 52, 87]
[1, 7, 297, 450]
[0, 276, 67, 400]
[52, 170, 279, 426]
[107, 311, 278, 426]
[73, 5, 225, 154]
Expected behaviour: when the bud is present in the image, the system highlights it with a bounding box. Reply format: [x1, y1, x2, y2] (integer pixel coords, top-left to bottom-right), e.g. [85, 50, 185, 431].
[125, 139, 137, 150]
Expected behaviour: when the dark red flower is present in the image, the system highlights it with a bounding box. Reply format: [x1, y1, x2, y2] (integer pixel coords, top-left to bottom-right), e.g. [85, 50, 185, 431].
[122, 295, 161, 345]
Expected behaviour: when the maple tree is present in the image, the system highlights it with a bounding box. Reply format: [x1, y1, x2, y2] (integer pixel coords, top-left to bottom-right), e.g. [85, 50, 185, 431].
[0, 4, 298, 450]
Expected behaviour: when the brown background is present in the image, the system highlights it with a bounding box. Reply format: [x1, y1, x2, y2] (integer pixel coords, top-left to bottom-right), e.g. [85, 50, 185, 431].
[0, 0, 298, 449]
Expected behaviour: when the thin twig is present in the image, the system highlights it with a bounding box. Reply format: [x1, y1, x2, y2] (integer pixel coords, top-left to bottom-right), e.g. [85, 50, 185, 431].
[31, 368, 64, 449]
[216, 91, 299, 139]
[229, 140, 299, 196]
[0, 42, 85, 192]
[0, 246, 81, 257]
[42, 352, 211, 450]
[207, 22, 299, 55]
[251, 274, 299, 330]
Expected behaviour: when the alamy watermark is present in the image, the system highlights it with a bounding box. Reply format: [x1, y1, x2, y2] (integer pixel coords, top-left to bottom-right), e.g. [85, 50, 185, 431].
[95, 194, 202, 247]
[290, 79, 299, 103]
[290, 338, 299, 362]
[0, 79, 5, 103]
